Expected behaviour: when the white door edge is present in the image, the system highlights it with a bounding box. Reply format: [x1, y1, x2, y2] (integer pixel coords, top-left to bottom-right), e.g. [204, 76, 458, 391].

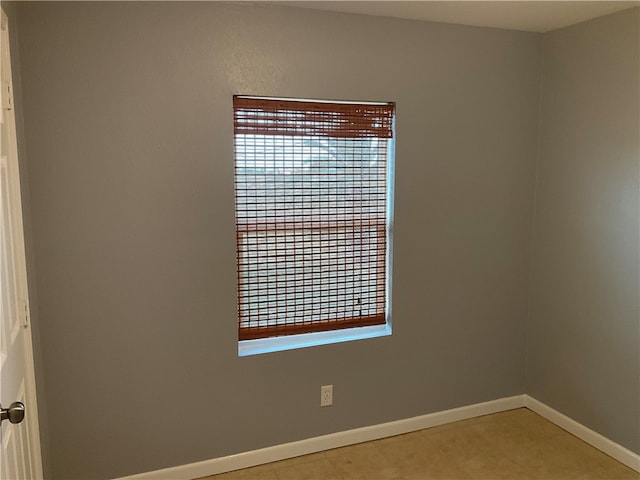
[1, 7, 44, 479]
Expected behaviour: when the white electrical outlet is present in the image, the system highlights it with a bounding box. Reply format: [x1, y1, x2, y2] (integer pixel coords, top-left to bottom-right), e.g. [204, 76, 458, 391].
[320, 385, 333, 407]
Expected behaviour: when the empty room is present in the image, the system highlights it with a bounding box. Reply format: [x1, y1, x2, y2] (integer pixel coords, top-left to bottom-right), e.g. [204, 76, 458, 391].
[0, 1, 638, 479]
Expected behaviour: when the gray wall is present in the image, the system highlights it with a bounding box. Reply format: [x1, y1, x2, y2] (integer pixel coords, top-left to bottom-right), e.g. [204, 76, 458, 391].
[527, 8, 640, 454]
[13, 2, 541, 478]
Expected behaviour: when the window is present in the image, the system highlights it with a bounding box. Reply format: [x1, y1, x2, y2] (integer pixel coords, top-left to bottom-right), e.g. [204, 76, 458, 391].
[233, 96, 394, 354]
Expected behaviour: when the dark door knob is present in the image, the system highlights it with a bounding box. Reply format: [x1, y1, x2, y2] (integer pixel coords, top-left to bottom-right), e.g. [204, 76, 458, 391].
[1, 402, 25, 425]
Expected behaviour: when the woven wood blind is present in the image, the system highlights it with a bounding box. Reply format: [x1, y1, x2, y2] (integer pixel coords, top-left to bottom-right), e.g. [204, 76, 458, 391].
[234, 96, 393, 341]
[234, 97, 394, 138]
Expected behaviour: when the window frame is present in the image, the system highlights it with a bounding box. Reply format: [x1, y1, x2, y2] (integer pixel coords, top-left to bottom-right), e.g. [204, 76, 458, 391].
[233, 96, 395, 355]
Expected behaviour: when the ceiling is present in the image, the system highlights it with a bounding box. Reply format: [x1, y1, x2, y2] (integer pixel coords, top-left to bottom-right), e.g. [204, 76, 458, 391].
[268, 1, 639, 33]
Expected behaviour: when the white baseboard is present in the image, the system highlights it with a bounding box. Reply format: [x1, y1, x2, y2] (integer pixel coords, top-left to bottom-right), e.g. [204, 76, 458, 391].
[116, 394, 640, 479]
[116, 395, 526, 480]
[524, 395, 640, 473]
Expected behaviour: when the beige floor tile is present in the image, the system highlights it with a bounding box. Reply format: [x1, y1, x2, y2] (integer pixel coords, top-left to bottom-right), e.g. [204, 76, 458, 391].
[507, 433, 638, 479]
[325, 441, 404, 479]
[436, 408, 563, 452]
[197, 463, 278, 480]
[199, 410, 639, 480]
[395, 457, 469, 480]
[374, 430, 438, 465]
[274, 455, 343, 480]
[589, 458, 640, 480]
[455, 451, 532, 480]
[421, 420, 496, 459]
[377, 433, 469, 479]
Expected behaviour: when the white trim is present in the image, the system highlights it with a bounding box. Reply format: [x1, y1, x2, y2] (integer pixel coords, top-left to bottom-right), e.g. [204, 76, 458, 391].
[524, 395, 640, 473]
[114, 394, 640, 479]
[239, 324, 392, 356]
[114, 395, 526, 480]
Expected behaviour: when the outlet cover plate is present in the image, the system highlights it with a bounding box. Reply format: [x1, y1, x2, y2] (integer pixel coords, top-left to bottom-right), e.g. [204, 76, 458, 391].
[321, 385, 333, 407]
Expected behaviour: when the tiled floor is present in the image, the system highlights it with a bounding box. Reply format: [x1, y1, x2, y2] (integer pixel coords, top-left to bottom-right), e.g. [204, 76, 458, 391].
[200, 408, 639, 480]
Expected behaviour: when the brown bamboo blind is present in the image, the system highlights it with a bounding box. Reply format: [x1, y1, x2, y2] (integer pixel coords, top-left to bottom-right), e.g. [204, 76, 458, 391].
[234, 96, 394, 341]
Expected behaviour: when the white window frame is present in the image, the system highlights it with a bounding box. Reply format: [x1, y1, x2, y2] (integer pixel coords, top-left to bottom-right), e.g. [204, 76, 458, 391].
[235, 98, 395, 356]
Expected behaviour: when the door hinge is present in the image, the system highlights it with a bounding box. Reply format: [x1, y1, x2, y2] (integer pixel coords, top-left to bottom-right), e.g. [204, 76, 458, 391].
[2, 81, 12, 111]
[22, 300, 29, 328]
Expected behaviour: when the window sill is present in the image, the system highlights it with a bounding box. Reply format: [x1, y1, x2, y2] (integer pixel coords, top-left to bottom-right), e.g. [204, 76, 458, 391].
[238, 323, 392, 357]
